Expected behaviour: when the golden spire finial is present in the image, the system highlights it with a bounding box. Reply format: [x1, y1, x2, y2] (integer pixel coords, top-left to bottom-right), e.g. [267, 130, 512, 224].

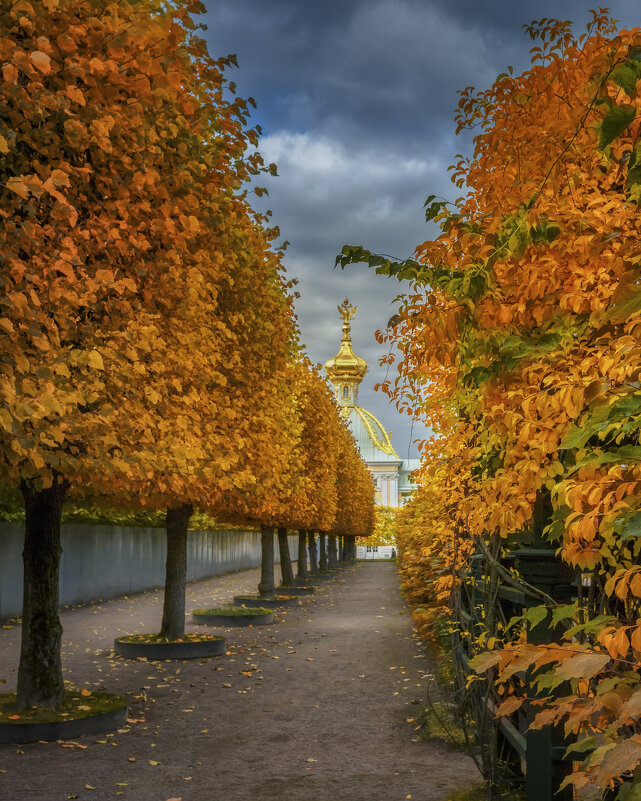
[325, 298, 367, 387]
[338, 298, 356, 341]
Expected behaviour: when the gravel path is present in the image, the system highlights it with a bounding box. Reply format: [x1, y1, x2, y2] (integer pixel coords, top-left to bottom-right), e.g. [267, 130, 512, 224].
[0, 562, 478, 801]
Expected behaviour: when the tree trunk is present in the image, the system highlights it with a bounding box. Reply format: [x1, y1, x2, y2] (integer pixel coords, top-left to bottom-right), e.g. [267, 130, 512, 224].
[297, 531, 308, 580]
[258, 526, 275, 596]
[348, 537, 356, 560]
[308, 531, 319, 574]
[278, 526, 295, 587]
[319, 533, 328, 571]
[328, 535, 338, 567]
[17, 478, 68, 710]
[338, 536, 344, 561]
[160, 503, 193, 640]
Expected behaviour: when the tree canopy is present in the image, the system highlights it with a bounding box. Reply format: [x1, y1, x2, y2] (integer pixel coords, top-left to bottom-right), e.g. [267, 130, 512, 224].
[339, 12, 641, 794]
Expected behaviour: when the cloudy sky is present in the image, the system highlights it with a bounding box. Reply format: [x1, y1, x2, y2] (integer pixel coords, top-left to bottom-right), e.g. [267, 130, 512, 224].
[202, 1, 638, 460]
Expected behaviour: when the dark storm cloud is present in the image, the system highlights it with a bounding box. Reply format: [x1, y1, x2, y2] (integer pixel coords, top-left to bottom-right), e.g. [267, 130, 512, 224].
[201, 1, 640, 457]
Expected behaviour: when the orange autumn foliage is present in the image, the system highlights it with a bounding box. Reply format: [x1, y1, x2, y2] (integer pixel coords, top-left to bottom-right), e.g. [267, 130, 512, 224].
[340, 12, 641, 794]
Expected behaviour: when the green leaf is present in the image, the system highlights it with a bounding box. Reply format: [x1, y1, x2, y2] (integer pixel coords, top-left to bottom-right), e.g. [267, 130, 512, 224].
[621, 511, 641, 541]
[335, 245, 427, 284]
[532, 669, 566, 693]
[615, 445, 641, 463]
[618, 772, 641, 801]
[560, 425, 588, 450]
[626, 163, 641, 193]
[598, 105, 637, 149]
[525, 605, 548, 629]
[551, 603, 577, 628]
[611, 63, 639, 98]
[606, 284, 641, 323]
[424, 194, 447, 223]
[564, 735, 597, 758]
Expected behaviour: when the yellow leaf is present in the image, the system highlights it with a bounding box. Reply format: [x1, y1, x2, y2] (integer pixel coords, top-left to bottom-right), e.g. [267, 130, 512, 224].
[65, 85, 85, 106]
[0, 136, 8, 154]
[556, 652, 610, 680]
[610, 628, 631, 659]
[630, 574, 641, 598]
[149, 760, 160, 766]
[87, 351, 104, 370]
[50, 169, 71, 188]
[6, 178, 29, 199]
[31, 51, 51, 74]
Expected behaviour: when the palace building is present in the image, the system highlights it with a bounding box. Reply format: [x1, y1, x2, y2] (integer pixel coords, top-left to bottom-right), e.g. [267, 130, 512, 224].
[324, 299, 419, 508]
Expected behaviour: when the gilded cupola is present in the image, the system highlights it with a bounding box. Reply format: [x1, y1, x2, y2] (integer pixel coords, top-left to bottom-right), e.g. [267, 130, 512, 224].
[324, 299, 368, 395]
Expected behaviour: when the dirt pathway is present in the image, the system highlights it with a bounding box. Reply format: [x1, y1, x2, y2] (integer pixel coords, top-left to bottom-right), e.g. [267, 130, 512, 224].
[0, 562, 478, 801]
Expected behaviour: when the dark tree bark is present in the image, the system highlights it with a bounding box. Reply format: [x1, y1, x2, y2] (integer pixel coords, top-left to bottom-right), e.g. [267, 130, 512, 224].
[160, 503, 193, 640]
[319, 533, 328, 571]
[308, 531, 319, 574]
[258, 526, 275, 596]
[338, 536, 344, 562]
[328, 535, 338, 567]
[348, 537, 356, 560]
[17, 478, 69, 710]
[297, 531, 308, 580]
[278, 526, 295, 587]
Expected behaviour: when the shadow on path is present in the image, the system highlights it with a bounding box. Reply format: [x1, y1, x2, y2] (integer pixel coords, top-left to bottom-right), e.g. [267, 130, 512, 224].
[0, 562, 478, 801]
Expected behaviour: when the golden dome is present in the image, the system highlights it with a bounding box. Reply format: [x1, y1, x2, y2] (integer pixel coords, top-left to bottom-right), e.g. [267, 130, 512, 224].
[353, 407, 398, 458]
[324, 299, 368, 383]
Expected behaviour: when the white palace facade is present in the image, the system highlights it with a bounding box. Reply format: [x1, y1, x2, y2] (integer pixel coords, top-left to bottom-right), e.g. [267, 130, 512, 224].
[324, 300, 419, 509]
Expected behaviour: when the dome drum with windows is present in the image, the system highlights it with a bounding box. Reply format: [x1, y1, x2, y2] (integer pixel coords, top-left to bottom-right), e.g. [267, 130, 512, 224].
[324, 300, 419, 509]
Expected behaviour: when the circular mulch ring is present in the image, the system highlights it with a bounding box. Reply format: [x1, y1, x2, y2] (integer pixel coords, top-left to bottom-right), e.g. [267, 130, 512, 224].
[276, 585, 315, 595]
[0, 692, 128, 745]
[192, 607, 274, 627]
[233, 594, 300, 608]
[114, 634, 226, 660]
